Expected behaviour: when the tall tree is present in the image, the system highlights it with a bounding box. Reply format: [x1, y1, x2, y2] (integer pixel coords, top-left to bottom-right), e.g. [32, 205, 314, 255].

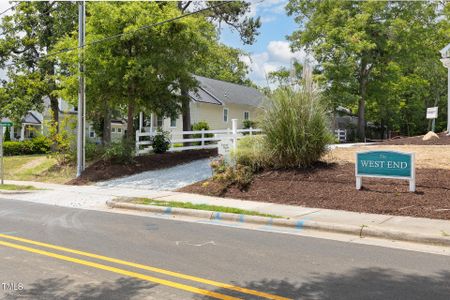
[0, 1, 77, 130]
[286, 0, 448, 138]
[176, 1, 261, 133]
[56, 1, 215, 142]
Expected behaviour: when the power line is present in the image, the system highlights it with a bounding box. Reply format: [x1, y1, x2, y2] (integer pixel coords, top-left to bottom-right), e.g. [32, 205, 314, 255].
[0, 2, 18, 17]
[2, 1, 233, 69]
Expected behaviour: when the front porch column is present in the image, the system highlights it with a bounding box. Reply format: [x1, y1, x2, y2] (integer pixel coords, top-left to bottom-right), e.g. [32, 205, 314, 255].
[20, 124, 25, 141]
[150, 113, 154, 133]
[10, 126, 15, 141]
[139, 112, 143, 132]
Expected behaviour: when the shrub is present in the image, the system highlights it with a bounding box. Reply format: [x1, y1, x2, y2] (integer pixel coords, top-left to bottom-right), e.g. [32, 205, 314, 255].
[152, 130, 171, 154]
[242, 120, 258, 136]
[192, 121, 213, 145]
[3, 141, 34, 155]
[45, 113, 77, 165]
[85, 141, 104, 162]
[4, 127, 11, 142]
[2, 136, 51, 156]
[261, 70, 333, 168]
[102, 140, 134, 164]
[31, 135, 52, 154]
[210, 157, 253, 190]
[243, 120, 257, 129]
[234, 135, 270, 172]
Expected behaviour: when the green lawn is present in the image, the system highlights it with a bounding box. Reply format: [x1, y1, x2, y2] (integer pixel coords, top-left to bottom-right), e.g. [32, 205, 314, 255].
[0, 184, 38, 190]
[3, 155, 75, 184]
[132, 198, 282, 218]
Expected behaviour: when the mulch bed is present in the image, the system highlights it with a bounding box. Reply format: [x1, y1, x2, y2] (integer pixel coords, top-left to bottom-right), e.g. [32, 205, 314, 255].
[178, 162, 450, 220]
[379, 132, 450, 145]
[69, 149, 217, 185]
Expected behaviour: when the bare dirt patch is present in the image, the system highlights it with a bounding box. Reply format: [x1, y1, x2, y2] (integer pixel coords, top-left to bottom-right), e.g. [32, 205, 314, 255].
[378, 131, 450, 145]
[69, 149, 217, 185]
[179, 163, 450, 220]
[325, 145, 450, 170]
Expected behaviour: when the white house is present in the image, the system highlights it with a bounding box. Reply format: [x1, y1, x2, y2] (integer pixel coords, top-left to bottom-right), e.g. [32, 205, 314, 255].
[137, 75, 265, 134]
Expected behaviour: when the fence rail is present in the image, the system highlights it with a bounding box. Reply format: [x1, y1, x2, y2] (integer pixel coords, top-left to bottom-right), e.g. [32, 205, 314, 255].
[135, 121, 262, 155]
[335, 129, 347, 143]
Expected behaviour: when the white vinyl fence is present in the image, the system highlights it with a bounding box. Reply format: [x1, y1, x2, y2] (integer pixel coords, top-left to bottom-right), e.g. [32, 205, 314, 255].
[135, 119, 262, 156]
[335, 129, 347, 143]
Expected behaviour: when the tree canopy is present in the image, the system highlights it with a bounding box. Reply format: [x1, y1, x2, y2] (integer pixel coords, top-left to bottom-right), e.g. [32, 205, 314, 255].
[287, 0, 449, 138]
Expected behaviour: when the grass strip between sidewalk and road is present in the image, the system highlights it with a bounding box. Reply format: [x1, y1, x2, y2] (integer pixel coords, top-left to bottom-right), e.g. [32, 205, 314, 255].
[131, 198, 282, 219]
[0, 184, 39, 191]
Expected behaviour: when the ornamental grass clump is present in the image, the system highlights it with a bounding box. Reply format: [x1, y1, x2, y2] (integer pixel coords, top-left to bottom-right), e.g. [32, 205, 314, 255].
[261, 68, 333, 168]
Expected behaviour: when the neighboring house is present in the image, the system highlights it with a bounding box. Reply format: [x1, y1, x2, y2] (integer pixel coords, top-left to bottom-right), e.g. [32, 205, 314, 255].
[1, 112, 43, 141]
[138, 75, 264, 134]
[4, 97, 127, 142]
[87, 119, 127, 143]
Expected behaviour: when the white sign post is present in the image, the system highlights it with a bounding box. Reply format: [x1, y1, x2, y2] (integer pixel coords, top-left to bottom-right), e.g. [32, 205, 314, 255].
[426, 106, 438, 132]
[440, 43, 450, 135]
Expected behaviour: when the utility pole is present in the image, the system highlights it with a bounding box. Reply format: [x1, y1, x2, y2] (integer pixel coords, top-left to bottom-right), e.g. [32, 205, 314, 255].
[76, 0, 86, 177]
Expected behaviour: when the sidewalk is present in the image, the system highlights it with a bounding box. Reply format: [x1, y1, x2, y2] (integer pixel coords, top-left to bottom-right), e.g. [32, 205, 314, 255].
[2, 180, 450, 246]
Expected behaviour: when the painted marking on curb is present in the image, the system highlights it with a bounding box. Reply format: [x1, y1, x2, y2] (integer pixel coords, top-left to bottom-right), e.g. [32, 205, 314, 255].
[214, 212, 221, 220]
[296, 221, 304, 230]
[238, 214, 245, 223]
[267, 218, 273, 226]
[0, 240, 238, 300]
[164, 207, 172, 215]
[0, 234, 290, 300]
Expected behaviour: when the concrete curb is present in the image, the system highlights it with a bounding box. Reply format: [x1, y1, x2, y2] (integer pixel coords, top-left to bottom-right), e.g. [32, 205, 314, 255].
[106, 200, 450, 247]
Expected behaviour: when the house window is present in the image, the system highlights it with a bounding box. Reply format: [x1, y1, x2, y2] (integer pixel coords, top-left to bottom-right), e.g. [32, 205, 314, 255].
[112, 128, 116, 133]
[170, 117, 177, 128]
[117, 128, 122, 133]
[223, 108, 229, 123]
[157, 116, 163, 128]
[244, 111, 250, 121]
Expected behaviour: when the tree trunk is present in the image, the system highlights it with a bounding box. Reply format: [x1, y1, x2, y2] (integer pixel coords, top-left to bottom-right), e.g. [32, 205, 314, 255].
[102, 100, 111, 145]
[50, 96, 59, 133]
[357, 62, 369, 141]
[127, 98, 135, 141]
[181, 87, 191, 146]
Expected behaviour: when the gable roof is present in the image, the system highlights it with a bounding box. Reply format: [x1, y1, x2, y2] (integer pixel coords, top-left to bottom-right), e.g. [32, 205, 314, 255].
[1, 111, 42, 125]
[189, 75, 264, 107]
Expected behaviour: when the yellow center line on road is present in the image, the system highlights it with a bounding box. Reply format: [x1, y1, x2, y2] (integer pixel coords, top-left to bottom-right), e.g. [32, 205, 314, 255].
[0, 233, 291, 300]
[0, 239, 239, 300]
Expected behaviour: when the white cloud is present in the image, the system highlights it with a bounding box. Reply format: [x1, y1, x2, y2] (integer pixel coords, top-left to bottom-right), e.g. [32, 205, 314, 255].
[260, 15, 277, 24]
[247, 0, 287, 18]
[241, 40, 314, 87]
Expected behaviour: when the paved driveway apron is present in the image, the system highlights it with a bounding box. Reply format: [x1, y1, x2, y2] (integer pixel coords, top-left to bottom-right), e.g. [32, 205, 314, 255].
[95, 158, 213, 191]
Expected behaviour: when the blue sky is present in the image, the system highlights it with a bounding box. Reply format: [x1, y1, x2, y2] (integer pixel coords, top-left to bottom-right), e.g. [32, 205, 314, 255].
[219, 0, 304, 87]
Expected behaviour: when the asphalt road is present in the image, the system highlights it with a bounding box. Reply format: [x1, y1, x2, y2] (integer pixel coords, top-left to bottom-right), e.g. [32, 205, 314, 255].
[0, 198, 449, 300]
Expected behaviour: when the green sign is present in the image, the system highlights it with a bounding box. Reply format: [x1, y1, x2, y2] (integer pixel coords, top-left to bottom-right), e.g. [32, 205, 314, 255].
[355, 151, 415, 192]
[0, 122, 13, 127]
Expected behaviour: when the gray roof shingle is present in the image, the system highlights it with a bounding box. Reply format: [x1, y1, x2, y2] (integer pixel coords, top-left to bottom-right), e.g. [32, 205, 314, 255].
[189, 75, 264, 107]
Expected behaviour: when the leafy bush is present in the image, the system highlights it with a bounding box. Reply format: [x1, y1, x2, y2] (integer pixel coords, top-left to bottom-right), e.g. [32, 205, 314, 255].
[261, 72, 333, 168]
[85, 141, 104, 162]
[243, 120, 257, 129]
[31, 135, 52, 154]
[3, 136, 51, 156]
[210, 157, 253, 190]
[102, 140, 134, 164]
[3, 141, 34, 155]
[192, 121, 213, 145]
[4, 127, 11, 142]
[152, 130, 171, 154]
[234, 135, 270, 172]
[46, 113, 77, 165]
